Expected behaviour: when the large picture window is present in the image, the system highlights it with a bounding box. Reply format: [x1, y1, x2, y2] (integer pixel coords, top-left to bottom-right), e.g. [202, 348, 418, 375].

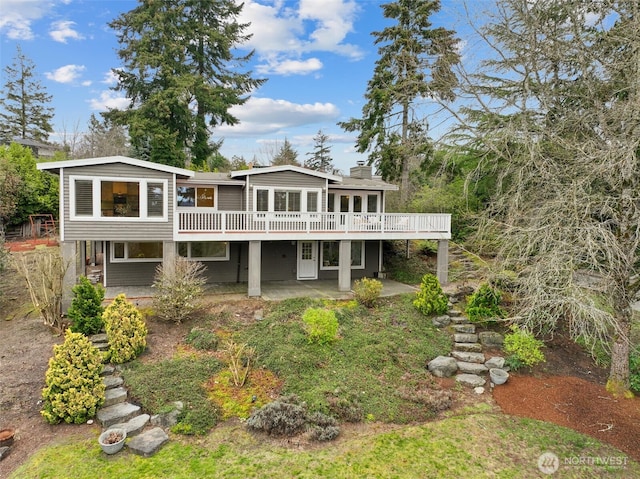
[177, 186, 216, 208]
[253, 187, 320, 213]
[177, 241, 229, 261]
[320, 241, 364, 270]
[70, 176, 167, 221]
[111, 242, 163, 262]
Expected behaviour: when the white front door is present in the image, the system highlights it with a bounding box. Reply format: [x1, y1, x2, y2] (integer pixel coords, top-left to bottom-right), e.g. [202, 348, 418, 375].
[297, 241, 318, 280]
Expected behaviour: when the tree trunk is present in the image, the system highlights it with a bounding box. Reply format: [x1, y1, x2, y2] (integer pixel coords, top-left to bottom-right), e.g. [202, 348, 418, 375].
[607, 310, 632, 398]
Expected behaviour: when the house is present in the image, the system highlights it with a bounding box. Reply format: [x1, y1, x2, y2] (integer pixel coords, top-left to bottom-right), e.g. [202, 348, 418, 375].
[37, 156, 450, 304]
[8, 138, 59, 159]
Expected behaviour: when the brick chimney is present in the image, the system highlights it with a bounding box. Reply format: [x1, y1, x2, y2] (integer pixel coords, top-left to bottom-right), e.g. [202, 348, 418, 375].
[350, 160, 372, 179]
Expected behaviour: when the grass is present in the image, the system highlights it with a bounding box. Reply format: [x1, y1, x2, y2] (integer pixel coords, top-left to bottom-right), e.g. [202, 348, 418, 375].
[11, 414, 639, 478]
[236, 294, 451, 423]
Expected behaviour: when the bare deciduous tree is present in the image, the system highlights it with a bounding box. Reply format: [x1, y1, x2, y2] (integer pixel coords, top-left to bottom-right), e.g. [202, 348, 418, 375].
[449, 0, 639, 395]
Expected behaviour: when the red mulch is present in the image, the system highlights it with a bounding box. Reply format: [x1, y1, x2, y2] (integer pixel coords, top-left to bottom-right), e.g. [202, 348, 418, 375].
[5, 238, 58, 252]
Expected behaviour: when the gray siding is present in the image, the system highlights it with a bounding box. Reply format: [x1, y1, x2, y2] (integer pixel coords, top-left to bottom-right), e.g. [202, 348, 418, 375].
[261, 241, 298, 280]
[317, 241, 379, 280]
[104, 242, 161, 287]
[201, 242, 248, 283]
[63, 163, 174, 241]
[217, 185, 243, 211]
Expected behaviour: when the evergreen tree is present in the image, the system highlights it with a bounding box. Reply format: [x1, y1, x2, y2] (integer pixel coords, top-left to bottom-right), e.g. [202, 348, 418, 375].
[339, 0, 459, 204]
[0, 45, 54, 143]
[74, 114, 129, 159]
[107, 0, 265, 168]
[271, 138, 300, 166]
[304, 130, 334, 173]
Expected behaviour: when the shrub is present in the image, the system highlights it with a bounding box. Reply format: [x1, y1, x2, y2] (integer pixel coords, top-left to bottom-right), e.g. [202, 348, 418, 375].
[465, 283, 505, 323]
[302, 307, 339, 345]
[103, 294, 148, 363]
[630, 350, 640, 394]
[413, 274, 449, 316]
[152, 257, 207, 323]
[503, 325, 545, 370]
[327, 392, 363, 423]
[185, 327, 218, 351]
[246, 395, 308, 436]
[41, 330, 105, 424]
[220, 340, 256, 387]
[353, 277, 382, 308]
[68, 276, 105, 335]
[307, 412, 340, 441]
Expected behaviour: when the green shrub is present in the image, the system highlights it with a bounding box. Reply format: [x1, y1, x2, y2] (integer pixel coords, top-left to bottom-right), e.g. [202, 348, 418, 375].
[246, 395, 308, 436]
[630, 350, 640, 394]
[152, 257, 207, 323]
[413, 274, 449, 316]
[185, 327, 218, 351]
[503, 325, 545, 369]
[68, 276, 105, 335]
[353, 277, 382, 308]
[302, 308, 339, 345]
[307, 412, 340, 441]
[465, 283, 505, 323]
[103, 294, 148, 363]
[41, 330, 105, 424]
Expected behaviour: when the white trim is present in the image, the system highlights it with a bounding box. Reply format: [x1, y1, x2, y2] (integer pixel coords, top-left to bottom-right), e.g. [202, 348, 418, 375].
[110, 241, 164, 263]
[68, 175, 168, 222]
[297, 240, 318, 280]
[59, 170, 65, 240]
[175, 184, 218, 209]
[320, 240, 365, 270]
[252, 186, 322, 212]
[177, 241, 230, 261]
[231, 164, 341, 182]
[37, 155, 194, 177]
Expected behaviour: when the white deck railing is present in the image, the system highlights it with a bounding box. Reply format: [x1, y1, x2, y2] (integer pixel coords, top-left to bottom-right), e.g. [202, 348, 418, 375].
[178, 211, 450, 235]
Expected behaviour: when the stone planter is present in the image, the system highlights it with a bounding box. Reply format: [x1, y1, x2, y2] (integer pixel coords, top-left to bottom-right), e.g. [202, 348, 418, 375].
[489, 368, 509, 385]
[98, 428, 127, 455]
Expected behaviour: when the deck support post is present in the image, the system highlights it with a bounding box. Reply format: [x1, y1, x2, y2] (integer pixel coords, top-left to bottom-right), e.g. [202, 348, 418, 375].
[61, 240, 77, 313]
[338, 240, 351, 292]
[248, 240, 262, 297]
[437, 239, 449, 286]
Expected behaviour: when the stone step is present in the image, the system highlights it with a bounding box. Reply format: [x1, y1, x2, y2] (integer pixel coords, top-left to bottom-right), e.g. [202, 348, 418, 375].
[90, 333, 108, 343]
[455, 373, 486, 387]
[448, 310, 463, 317]
[104, 375, 124, 390]
[93, 342, 109, 351]
[97, 402, 140, 428]
[453, 333, 478, 344]
[101, 364, 116, 376]
[110, 414, 150, 438]
[127, 427, 169, 457]
[452, 324, 476, 334]
[450, 316, 470, 324]
[104, 387, 128, 407]
[453, 342, 483, 353]
[451, 351, 485, 364]
[456, 361, 489, 375]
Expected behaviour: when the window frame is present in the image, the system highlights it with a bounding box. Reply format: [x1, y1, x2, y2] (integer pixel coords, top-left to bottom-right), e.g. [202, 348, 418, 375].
[252, 187, 321, 213]
[69, 175, 168, 222]
[176, 185, 218, 209]
[320, 240, 365, 270]
[110, 241, 164, 263]
[177, 241, 230, 261]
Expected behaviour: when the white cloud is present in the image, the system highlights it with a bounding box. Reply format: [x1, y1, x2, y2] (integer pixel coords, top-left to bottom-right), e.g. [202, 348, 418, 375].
[88, 90, 130, 111]
[101, 70, 121, 85]
[0, 0, 51, 40]
[45, 64, 86, 83]
[256, 57, 323, 76]
[81, 80, 92, 87]
[49, 20, 84, 43]
[217, 97, 340, 136]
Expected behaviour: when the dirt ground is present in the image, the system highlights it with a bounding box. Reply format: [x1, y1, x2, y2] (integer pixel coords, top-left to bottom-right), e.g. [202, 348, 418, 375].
[1, 242, 640, 477]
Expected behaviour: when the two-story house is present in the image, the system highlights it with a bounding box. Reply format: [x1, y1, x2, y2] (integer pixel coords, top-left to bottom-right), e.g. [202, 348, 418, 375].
[37, 156, 450, 302]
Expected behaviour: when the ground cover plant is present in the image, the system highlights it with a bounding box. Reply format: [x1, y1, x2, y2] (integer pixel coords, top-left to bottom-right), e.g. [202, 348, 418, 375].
[11, 414, 639, 478]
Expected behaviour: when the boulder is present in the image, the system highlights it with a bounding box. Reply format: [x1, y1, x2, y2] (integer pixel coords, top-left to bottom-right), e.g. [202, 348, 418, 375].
[485, 356, 506, 369]
[427, 356, 458, 378]
[479, 331, 504, 348]
[127, 427, 169, 457]
[456, 374, 486, 387]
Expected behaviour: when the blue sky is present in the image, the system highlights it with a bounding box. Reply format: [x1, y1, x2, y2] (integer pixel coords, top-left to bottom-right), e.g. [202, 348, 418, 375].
[0, 0, 476, 172]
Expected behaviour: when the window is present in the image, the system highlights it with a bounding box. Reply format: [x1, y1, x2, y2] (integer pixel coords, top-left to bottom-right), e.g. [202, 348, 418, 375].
[70, 176, 167, 221]
[274, 190, 301, 212]
[307, 191, 318, 212]
[367, 194, 378, 213]
[112, 242, 163, 262]
[321, 241, 364, 270]
[75, 180, 93, 216]
[177, 241, 229, 260]
[256, 190, 269, 212]
[254, 188, 320, 212]
[177, 186, 216, 208]
[327, 193, 335, 212]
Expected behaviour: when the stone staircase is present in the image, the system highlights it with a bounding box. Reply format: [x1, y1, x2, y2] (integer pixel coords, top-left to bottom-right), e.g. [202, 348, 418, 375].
[428, 309, 508, 390]
[91, 335, 169, 457]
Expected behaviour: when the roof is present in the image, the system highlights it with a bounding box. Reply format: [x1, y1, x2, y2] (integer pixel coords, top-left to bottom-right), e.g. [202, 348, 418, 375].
[36, 156, 195, 178]
[332, 176, 399, 191]
[230, 164, 342, 183]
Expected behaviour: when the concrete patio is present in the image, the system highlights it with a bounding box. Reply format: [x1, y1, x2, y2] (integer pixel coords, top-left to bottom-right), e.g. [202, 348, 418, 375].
[105, 278, 418, 303]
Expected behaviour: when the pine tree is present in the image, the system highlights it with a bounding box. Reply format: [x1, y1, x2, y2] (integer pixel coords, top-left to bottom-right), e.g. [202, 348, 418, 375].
[0, 45, 54, 143]
[304, 130, 334, 173]
[107, 0, 265, 168]
[271, 138, 300, 166]
[339, 0, 459, 204]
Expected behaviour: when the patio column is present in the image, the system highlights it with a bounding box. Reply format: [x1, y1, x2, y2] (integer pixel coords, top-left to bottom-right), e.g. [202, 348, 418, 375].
[163, 240, 176, 268]
[248, 240, 261, 297]
[437, 239, 449, 286]
[61, 240, 77, 313]
[338, 239, 351, 292]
